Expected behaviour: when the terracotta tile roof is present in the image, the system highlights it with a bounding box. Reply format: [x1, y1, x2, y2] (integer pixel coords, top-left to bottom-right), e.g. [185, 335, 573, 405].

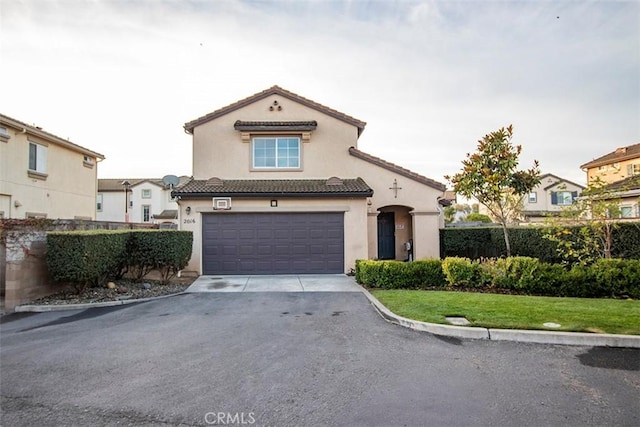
[604, 175, 640, 192]
[98, 176, 190, 192]
[184, 86, 366, 136]
[173, 177, 374, 198]
[233, 120, 318, 132]
[0, 113, 104, 159]
[580, 143, 640, 169]
[348, 147, 446, 191]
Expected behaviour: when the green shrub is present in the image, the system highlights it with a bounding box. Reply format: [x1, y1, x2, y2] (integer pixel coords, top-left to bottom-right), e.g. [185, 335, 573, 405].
[355, 259, 445, 289]
[492, 257, 540, 290]
[410, 259, 447, 288]
[441, 257, 478, 287]
[127, 230, 193, 284]
[47, 230, 129, 292]
[465, 213, 492, 223]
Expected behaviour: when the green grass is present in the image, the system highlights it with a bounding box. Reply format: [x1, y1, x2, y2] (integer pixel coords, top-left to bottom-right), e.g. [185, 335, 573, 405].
[370, 290, 640, 335]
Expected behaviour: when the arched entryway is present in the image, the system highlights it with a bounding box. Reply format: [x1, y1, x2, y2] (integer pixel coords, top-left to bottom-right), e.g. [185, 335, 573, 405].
[377, 205, 413, 260]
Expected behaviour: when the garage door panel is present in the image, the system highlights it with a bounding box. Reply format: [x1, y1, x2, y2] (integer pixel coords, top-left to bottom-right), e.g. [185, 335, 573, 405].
[202, 213, 344, 274]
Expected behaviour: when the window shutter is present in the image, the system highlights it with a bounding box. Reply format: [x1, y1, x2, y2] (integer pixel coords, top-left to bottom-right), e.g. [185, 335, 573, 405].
[551, 192, 557, 205]
[628, 164, 633, 176]
[571, 191, 578, 202]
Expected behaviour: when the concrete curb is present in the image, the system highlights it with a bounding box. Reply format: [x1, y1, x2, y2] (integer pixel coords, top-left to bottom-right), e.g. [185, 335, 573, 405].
[13, 292, 187, 313]
[359, 287, 640, 348]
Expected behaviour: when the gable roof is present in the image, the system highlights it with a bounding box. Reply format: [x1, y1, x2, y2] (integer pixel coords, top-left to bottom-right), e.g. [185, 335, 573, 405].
[0, 113, 104, 159]
[173, 177, 374, 198]
[184, 85, 366, 136]
[603, 175, 640, 192]
[538, 173, 585, 191]
[98, 176, 190, 192]
[580, 142, 640, 169]
[348, 147, 446, 191]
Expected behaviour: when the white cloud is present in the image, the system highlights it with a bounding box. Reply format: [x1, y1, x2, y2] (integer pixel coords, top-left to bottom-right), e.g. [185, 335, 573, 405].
[1, 0, 637, 186]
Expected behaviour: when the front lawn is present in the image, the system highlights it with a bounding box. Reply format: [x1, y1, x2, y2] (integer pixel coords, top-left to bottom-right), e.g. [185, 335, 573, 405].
[370, 290, 640, 335]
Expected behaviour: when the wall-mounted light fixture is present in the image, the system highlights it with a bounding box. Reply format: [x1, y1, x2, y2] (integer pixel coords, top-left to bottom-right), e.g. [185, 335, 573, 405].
[270, 200, 278, 207]
[186, 206, 191, 215]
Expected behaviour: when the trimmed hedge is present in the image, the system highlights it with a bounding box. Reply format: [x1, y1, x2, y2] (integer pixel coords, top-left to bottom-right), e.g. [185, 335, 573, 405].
[47, 230, 130, 292]
[440, 222, 640, 261]
[47, 230, 193, 290]
[355, 257, 640, 298]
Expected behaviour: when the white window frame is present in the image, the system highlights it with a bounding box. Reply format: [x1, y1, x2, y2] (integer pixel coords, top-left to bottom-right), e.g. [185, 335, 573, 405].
[96, 194, 103, 212]
[555, 191, 574, 206]
[142, 205, 151, 222]
[28, 142, 47, 174]
[620, 205, 633, 218]
[141, 189, 152, 199]
[252, 136, 301, 170]
[528, 192, 537, 204]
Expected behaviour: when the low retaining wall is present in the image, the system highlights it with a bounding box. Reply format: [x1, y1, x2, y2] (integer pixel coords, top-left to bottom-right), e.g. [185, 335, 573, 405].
[1, 219, 155, 312]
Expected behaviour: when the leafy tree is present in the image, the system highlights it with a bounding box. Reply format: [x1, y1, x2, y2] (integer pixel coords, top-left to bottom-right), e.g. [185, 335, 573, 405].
[444, 204, 473, 223]
[543, 176, 639, 265]
[465, 213, 492, 223]
[446, 125, 541, 256]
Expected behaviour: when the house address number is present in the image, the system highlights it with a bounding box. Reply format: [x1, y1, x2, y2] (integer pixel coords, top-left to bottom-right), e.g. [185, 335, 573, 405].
[183, 219, 196, 224]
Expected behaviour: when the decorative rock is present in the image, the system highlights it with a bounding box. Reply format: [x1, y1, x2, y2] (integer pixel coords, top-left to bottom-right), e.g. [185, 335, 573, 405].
[106, 282, 116, 289]
[117, 286, 128, 294]
[142, 283, 152, 290]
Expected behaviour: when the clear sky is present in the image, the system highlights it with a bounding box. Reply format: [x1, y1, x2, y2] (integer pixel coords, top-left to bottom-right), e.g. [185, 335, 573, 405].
[2, 0, 638, 187]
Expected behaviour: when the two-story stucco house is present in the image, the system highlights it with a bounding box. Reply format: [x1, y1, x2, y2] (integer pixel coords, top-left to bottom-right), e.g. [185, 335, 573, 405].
[174, 86, 447, 275]
[580, 143, 640, 218]
[521, 173, 585, 222]
[97, 176, 189, 226]
[0, 113, 104, 219]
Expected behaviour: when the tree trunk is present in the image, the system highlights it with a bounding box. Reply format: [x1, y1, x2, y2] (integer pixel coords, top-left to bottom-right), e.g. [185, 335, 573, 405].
[502, 221, 511, 257]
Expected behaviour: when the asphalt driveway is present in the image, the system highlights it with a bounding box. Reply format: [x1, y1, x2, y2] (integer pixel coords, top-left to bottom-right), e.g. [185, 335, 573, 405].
[1, 291, 639, 426]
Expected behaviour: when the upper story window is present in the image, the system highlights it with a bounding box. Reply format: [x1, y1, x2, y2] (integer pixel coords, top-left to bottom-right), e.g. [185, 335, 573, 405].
[528, 192, 537, 203]
[28, 142, 47, 174]
[252, 137, 300, 169]
[0, 126, 8, 142]
[141, 189, 152, 198]
[627, 164, 640, 176]
[551, 191, 576, 206]
[96, 194, 103, 212]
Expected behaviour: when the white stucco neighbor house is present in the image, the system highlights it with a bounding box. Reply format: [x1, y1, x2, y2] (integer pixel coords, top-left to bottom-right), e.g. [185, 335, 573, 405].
[174, 86, 447, 275]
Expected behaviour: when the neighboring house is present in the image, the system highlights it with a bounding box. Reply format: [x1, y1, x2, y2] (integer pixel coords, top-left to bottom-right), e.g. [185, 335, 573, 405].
[580, 142, 640, 185]
[0, 113, 104, 219]
[522, 173, 585, 222]
[97, 177, 189, 226]
[580, 143, 640, 219]
[174, 85, 447, 275]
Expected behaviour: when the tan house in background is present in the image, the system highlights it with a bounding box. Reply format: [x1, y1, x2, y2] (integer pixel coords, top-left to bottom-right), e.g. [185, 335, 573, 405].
[522, 173, 585, 222]
[0, 113, 104, 220]
[174, 86, 447, 275]
[581, 143, 640, 219]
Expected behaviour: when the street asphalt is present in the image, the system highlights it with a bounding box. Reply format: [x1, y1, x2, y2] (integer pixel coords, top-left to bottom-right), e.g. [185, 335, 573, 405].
[1, 291, 639, 426]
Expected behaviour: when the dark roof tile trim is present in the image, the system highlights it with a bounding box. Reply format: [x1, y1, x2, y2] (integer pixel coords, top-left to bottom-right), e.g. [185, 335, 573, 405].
[184, 86, 366, 136]
[580, 143, 640, 169]
[348, 147, 446, 191]
[603, 175, 640, 192]
[173, 177, 374, 198]
[234, 121, 317, 132]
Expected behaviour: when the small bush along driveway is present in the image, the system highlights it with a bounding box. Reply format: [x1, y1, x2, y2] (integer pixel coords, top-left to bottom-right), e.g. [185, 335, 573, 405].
[371, 290, 640, 335]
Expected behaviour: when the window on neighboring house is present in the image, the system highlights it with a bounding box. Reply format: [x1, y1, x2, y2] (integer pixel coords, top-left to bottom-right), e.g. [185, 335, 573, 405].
[627, 164, 640, 176]
[96, 194, 103, 212]
[142, 205, 151, 222]
[551, 191, 576, 206]
[620, 206, 633, 218]
[528, 192, 537, 203]
[141, 189, 152, 198]
[0, 126, 8, 141]
[28, 142, 47, 174]
[253, 137, 300, 169]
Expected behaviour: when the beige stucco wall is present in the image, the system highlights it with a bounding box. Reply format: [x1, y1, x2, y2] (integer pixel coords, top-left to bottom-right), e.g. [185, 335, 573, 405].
[523, 176, 585, 213]
[0, 124, 99, 219]
[184, 92, 446, 273]
[178, 197, 368, 275]
[586, 157, 640, 184]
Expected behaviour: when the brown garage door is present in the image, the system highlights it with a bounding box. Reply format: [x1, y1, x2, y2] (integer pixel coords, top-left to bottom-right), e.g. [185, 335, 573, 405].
[202, 212, 344, 275]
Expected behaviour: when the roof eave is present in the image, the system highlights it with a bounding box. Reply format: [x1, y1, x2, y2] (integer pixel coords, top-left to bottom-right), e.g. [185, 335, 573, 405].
[173, 191, 373, 199]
